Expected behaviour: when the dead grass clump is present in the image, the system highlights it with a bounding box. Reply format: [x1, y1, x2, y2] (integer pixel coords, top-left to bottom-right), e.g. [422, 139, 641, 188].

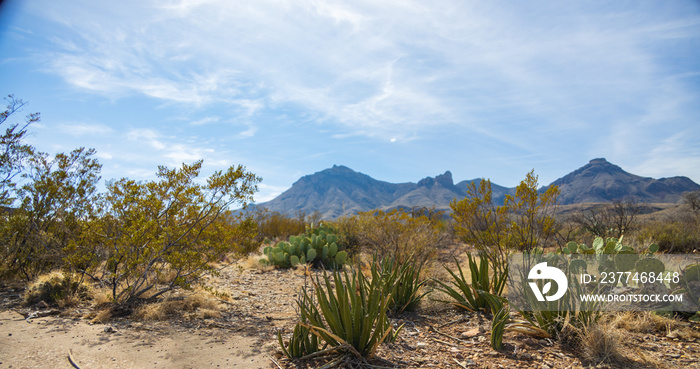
[237, 254, 274, 272]
[23, 271, 89, 308]
[90, 308, 113, 324]
[612, 311, 693, 336]
[133, 292, 222, 321]
[578, 322, 625, 365]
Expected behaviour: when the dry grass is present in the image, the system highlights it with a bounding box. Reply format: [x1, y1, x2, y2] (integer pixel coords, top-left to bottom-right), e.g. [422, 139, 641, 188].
[237, 254, 274, 272]
[132, 291, 222, 321]
[90, 308, 113, 324]
[577, 320, 625, 366]
[23, 271, 89, 308]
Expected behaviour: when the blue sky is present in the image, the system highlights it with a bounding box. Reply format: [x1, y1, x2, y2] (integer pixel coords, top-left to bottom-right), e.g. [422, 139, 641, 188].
[1, 1, 699, 202]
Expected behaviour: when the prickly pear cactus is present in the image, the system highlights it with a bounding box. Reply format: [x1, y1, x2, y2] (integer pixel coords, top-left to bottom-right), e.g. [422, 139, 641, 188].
[260, 225, 348, 269]
[635, 258, 665, 275]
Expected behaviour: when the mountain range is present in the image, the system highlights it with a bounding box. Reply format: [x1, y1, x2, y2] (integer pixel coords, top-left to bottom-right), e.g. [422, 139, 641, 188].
[253, 158, 700, 219]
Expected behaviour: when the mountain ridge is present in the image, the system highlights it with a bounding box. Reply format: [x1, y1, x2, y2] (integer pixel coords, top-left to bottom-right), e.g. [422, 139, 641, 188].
[254, 159, 699, 219]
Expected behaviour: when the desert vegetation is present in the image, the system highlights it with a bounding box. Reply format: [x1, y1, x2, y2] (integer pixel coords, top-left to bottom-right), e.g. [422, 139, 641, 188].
[2, 95, 700, 368]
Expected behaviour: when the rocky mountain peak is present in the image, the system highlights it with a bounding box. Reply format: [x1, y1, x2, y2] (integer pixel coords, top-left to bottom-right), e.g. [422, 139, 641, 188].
[417, 171, 454, 188]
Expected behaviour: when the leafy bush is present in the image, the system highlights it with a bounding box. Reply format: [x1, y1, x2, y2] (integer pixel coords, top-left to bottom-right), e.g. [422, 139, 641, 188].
[635, 219, 699, 253]
[331, 208, 449, 264]
[246, 207, 317, 246]
[1, 148, 101, 280]
[450, 170, 559, 275]
[68, 161, 260, 305]
[433, 253, 508, 313]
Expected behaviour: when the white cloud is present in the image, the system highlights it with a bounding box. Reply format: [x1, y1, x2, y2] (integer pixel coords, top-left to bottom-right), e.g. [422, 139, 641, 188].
[190, 116, 220, 126]
[59, 123, 114, 136]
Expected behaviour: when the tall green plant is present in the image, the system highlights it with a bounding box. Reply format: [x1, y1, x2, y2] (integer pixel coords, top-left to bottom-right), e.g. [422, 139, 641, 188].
[287, 267, 400, 358]
[433, 254, 508, 313]
[371, 255, 429, 314]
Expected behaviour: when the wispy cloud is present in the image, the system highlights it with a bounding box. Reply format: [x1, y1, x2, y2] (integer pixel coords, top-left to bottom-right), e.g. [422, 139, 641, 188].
[59, 122, 114, 136]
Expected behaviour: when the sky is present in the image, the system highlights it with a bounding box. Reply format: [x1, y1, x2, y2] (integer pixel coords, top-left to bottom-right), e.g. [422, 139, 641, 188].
[1, 0, 699, 203]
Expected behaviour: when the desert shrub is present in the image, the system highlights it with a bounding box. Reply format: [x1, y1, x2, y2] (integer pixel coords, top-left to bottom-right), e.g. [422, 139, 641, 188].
[67, 161, 260, 305]
[24, 272, 90, 307]
[333, 208, 449, 264]
[1, 148, 101, 281]
[577, 322, 624, 365]
[451, 170, 559, 275]
[247, 207, 316, 246]
[635, 219, 700, 253]
[569, 198, 644, 239]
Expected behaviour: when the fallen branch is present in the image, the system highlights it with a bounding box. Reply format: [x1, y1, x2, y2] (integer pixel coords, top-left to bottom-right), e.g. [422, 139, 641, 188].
[267, 354, 283, 369]
[67, 349, 82, 369]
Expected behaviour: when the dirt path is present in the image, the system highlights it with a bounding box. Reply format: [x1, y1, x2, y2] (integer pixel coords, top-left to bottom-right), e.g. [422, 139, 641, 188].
[0, 309, 271, 369]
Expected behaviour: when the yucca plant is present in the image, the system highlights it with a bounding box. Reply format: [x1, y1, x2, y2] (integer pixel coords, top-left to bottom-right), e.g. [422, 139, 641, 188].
[480, 291, 509, 350]
[371, 254, 429, 314]
[278, 288, 323, 359]
[278, 321, 321, 359]
[433, 253, 508, 313]
[294, 267, 400, 358]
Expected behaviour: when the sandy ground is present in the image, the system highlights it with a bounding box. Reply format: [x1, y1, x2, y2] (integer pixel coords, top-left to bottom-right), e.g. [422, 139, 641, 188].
[0, 310, 271, 369]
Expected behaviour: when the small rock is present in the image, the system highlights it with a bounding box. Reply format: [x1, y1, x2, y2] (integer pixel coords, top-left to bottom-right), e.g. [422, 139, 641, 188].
[104, 326, 115, 333]
[524, 338, 538, 346]
[520, 353, 533, 360]
[36, 300, 49, 309]
[449, 347, 460, 353]
[461, 328, 481, 338]
[416, 342, 428, 348]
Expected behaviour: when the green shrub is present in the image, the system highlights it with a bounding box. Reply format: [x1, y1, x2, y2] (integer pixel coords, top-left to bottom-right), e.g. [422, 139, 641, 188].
[433, 253, 508, 313]
[331, 208, 449, 264]
[635, 220, 699, 253]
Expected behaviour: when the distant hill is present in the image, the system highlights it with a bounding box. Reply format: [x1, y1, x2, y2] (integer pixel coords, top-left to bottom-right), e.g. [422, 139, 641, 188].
[253, 159, 699, 219]
[548, 158, 700, 204]
[254, 165, 472, 219]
